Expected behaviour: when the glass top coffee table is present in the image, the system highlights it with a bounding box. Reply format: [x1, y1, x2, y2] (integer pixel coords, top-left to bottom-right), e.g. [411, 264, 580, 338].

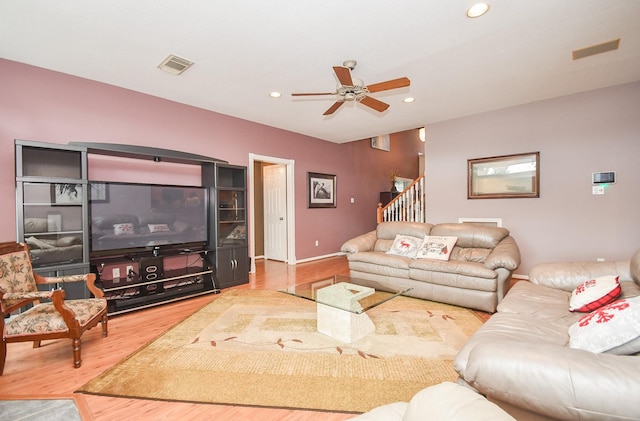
[280, 275, 412, 343]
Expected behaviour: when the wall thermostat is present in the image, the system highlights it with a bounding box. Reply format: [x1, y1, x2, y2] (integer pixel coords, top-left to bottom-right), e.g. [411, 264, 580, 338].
[592, 171, 615, 185]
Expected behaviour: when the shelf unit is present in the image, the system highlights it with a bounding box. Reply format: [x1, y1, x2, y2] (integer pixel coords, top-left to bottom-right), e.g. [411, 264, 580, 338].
[15, 140, 90, 298]
[96, 251, 215, 315]
[15, 140, 248, 313]
[211, 164, 249, 288]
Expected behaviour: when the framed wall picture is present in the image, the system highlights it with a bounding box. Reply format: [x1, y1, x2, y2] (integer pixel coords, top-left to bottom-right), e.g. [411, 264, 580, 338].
[371, 134, 390, 151]
[51, 183, 82, 205]
[468, 152, 539, 199]
[308, 172, 337, 208]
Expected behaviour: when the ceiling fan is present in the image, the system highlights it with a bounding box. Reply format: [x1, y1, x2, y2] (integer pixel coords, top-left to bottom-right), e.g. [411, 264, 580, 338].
[291, 60, 410, 116]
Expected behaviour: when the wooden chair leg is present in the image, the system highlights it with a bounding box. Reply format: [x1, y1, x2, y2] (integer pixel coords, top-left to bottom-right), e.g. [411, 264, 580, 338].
[72, 338, 81, 368]
[0, 338, 6, 376]
[32, 340, 41, 348]
[101, 314, 108, 337]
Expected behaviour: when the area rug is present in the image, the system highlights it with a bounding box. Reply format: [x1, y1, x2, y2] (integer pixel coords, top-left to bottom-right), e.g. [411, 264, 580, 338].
[77, 289, 484, 413]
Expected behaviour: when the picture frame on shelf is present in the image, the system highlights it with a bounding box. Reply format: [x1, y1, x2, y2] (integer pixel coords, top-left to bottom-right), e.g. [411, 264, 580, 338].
[51, 183, 83, 205]
[468, 152, 540, 199]
[46, 212, 62, 232]
[90, 182, 109, 203]
[308, 172, 337, 208]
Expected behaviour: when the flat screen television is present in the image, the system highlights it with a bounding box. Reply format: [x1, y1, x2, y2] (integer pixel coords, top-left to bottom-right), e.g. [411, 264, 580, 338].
[89, 181, 208, 257]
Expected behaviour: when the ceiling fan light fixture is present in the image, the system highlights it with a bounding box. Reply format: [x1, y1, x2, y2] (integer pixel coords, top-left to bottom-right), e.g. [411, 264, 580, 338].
[467, 3, 490, 18]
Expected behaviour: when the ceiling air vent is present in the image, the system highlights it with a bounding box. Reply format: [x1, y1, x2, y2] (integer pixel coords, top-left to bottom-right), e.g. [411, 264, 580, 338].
[157, 54, 194, 75]
[572, 39, 620, 61]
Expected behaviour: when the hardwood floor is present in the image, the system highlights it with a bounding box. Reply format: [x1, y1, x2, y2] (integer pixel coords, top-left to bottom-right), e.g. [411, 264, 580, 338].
[0, 256, 492, 420]
[0, 257, 358, 420]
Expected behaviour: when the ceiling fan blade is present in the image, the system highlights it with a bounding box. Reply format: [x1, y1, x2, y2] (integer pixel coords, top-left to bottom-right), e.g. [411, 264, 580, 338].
[291, 92, 336, 96]
[323, 101, 345, 115]
[366, 77, 411, 93]
[333, 66, 354, 86]
[359, 95, 390, 112]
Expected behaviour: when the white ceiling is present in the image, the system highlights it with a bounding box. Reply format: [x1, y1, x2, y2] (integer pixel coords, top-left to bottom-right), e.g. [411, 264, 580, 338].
[1, 1, 639, 143]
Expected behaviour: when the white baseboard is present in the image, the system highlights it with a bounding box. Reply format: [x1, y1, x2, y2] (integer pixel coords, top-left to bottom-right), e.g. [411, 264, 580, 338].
[296, 252, 345, 264]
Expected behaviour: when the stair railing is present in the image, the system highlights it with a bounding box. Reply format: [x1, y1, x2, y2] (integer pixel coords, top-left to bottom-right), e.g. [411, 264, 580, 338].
[377, 175, 426, 223]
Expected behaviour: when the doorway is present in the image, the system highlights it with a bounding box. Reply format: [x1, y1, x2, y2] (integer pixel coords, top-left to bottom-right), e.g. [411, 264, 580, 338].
[248, 154, 296, 273]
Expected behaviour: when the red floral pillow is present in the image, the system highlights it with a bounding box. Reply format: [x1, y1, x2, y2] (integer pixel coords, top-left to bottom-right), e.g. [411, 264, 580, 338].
[569, 275, 621, 312]
[569, 297, 640, 353]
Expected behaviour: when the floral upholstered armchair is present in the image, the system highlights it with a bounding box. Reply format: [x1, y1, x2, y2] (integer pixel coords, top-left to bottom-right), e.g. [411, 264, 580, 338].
[0, 242, 108, 375]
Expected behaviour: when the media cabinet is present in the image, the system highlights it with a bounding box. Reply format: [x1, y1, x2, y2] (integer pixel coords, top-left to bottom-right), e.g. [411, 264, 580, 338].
[15, 139, 249, 315]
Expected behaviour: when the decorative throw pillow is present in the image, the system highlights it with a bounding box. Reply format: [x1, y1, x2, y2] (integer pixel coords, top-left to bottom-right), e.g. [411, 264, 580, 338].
[387, 234, 423, 258]
[568, 296, 640, 353]
[148, 223, 171, 233]
[416, 236, 458, 261]
[606, 335, 640, 356]
[569, 275, 621, 312]
[113, 223, 135, 235]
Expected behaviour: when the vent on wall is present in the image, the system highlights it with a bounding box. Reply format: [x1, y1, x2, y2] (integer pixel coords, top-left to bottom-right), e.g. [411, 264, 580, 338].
[572, 39, 620, 60]
[157, 54, 194, 75]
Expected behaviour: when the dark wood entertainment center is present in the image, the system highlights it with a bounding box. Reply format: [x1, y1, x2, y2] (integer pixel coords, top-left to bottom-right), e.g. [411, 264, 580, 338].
[15, 139, 249, 315]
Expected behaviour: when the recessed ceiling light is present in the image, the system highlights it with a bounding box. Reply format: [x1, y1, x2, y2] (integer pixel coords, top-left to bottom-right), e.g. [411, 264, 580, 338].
[467, 3, 490, 18]
[403, 97, 415, 103]
[269, 91, 282, 98]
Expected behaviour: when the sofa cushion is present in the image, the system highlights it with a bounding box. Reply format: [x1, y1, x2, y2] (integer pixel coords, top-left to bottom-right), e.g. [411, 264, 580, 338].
[347, 402, 408, 421]
[568, 296, 640, 353]
[631, 248, 640, 284]
[402, 382, 515, 421]
[416, 236, 458, 261]
[347, 252, 412, 278]
[430, 223, 509, 249]
[496, 281, 582, 327]
[454, 312, 569, 375]
[387, 234, 423, 258]
[410, 259, 497, 280]
[569, 275, 621, 312]
[374, 222, 433, 252]
[451, 247, 491, 263]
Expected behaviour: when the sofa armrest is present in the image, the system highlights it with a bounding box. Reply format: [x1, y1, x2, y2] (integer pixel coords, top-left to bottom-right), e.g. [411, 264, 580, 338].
[464, 341, 640, 421]
[341, 230, 377, 254]
[483, 236, 520, 271]
[529, 260, 632, 292]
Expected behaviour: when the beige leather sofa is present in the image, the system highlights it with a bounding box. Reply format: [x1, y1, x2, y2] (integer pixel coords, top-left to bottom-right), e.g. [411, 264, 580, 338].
[340, 222, 521, 313]
[454, 248, 640, 421]
[349, 381, 515, 421]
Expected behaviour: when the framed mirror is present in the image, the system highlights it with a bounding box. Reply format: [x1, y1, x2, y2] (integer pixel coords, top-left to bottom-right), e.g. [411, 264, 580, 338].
[468, 152, 539, 199]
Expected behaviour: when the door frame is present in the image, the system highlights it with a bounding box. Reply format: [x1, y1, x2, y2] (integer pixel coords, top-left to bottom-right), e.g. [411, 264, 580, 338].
[248, 153, 296, 273]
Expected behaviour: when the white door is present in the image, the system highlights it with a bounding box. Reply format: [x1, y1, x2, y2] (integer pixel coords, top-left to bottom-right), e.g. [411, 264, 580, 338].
[263, 164, 287, 261]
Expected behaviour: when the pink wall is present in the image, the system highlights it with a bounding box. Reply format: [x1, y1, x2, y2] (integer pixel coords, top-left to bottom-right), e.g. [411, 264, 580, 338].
[426, 82, 640, 274]
[0, 59, 423, 260]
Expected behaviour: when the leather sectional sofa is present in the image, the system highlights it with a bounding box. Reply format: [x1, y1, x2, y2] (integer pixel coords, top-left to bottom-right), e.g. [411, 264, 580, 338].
[349, 381, 515, 421]
[454, 248, 640, 420]
[340, 221, 521, 313]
